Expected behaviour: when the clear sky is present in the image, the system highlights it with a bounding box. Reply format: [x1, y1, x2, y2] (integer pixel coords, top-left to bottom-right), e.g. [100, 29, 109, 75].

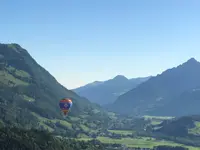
[1, 0, 200, 89]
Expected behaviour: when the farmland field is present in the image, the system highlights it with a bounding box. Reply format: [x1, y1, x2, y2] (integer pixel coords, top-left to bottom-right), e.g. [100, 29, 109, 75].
[78, 136, 200, 150]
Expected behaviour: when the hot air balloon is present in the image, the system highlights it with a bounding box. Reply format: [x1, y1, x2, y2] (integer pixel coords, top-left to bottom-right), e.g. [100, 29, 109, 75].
[59, 98, 73, 116]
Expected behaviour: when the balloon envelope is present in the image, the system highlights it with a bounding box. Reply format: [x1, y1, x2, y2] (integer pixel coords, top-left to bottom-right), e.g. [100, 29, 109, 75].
[59, 98, 72, 115]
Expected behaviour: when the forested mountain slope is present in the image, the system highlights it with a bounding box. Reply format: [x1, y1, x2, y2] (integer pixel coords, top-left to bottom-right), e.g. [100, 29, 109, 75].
[0, 43, 109, 134]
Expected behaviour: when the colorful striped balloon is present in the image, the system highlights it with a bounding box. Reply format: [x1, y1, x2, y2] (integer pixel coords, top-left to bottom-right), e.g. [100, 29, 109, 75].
[59, 98, 73, 116]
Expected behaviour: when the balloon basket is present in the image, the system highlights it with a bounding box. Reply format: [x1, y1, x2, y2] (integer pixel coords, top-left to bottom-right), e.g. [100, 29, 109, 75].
[60, 111, 68, 119]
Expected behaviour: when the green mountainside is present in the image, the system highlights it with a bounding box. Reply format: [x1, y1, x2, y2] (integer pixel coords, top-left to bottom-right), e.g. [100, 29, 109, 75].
[0, 43, 109, 135]
[0, 127, 105, 150]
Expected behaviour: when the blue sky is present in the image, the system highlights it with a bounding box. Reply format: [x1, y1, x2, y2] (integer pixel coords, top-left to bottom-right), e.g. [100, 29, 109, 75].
[1, 0, 200, 89]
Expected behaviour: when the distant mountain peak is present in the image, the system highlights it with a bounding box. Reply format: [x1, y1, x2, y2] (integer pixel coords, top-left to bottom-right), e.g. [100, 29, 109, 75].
[113, 75, 128, 80]
[1, 43, 26, 54]
[9, 43, 22, 48]
[73, 74, 150, 105]
[180, 57, 200, 68]
[186, 57, 198, 64]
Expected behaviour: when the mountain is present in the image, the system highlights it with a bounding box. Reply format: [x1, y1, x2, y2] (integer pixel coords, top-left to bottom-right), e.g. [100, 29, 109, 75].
[0, 43, 109, 134]
[0, 45, 199, 150]
[143, 115, 200, 147]
[154, 115, 200, 137]
[110, 58, 200, 116]
[73, 75, 151, 105]
[152, 87, 200, 117]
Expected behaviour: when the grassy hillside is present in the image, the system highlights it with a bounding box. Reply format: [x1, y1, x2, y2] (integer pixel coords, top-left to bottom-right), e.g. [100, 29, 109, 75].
[0, 43, 109, 135]
[0, 127, 106, 150]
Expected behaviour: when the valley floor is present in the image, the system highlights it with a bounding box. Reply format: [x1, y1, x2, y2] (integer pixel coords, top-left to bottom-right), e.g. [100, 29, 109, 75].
[77, 134, 200, 150]
[30, 112, 200, 150]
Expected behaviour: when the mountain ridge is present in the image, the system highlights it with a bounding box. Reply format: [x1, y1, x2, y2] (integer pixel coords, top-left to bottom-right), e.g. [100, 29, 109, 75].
[109, 57, 200, 116]
[73, 75, 151, 105]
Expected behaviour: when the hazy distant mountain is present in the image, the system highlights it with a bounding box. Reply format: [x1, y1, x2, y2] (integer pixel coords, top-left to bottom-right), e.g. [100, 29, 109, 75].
[73, 75, 151, 105]
[110, 58, 200, 116]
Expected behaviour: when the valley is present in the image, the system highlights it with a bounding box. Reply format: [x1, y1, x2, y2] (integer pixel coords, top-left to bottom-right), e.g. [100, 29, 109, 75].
[1, 43, 200, 150]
